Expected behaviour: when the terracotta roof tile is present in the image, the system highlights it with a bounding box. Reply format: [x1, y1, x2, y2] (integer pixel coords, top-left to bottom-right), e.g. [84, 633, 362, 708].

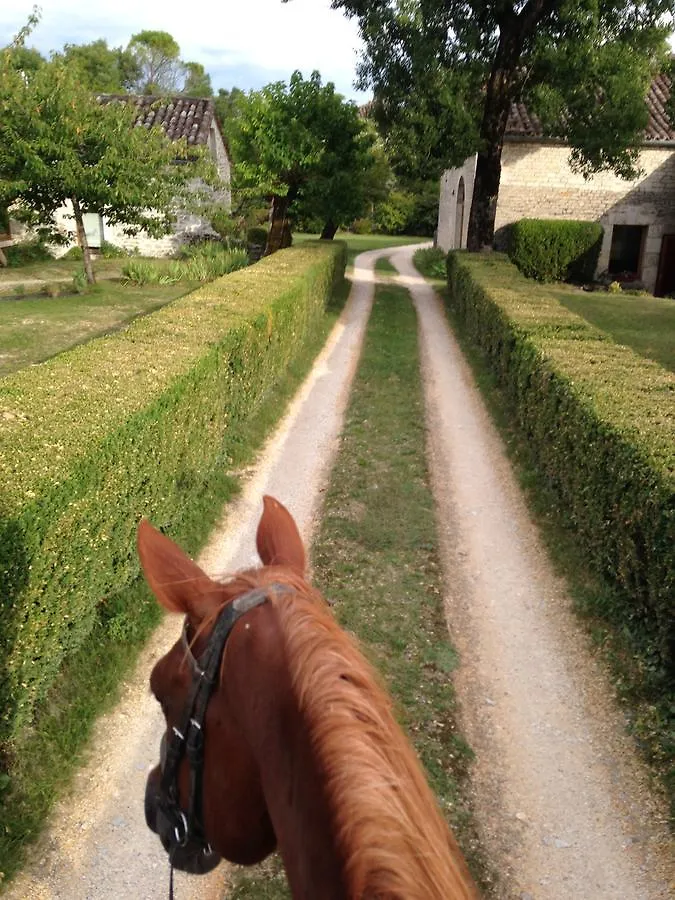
[506, 75, 674, 143]
[97, 95, 215, 145]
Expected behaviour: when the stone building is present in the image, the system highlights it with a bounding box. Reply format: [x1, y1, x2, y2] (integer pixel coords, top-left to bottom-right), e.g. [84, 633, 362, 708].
[3, 95, 231, 258]
[437, 76, 675, 296]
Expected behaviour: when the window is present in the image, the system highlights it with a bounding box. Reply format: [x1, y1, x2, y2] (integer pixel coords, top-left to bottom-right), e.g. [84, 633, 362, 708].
[608, 225, 646, 277]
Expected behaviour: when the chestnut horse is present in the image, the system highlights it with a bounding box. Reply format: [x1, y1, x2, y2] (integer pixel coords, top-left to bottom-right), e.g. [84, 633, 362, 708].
[140, 496, 479, 899]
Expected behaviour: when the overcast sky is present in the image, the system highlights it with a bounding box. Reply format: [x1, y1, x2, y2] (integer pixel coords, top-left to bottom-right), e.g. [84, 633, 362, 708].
[0, 0, 370, 102]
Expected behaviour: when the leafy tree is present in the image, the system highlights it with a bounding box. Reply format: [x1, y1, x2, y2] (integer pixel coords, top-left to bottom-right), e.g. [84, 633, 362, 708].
[214, 87, 247, 145]
[233, 71, 377, 251]
[126, 30, 184, 94]
[57, 39, 140, 93]
[183, 61, 213, 96]
[330, 0, 674, 250]
[290, 113, 381, 239]
[6, 44, 44, 75]
[0, 38, 217, 283]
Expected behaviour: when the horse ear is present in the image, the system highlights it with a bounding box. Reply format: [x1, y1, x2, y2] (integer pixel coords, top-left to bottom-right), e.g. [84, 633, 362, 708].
[137, 519, 221, 621]
[256, 495, 306, 574]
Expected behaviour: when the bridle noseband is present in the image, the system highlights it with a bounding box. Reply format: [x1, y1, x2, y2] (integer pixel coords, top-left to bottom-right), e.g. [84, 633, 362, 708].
[154, 584, 288, 898]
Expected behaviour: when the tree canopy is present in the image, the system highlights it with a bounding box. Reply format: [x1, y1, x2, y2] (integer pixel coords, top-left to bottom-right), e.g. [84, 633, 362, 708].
[331, 0, 674, 249]
[57, 39, 140, 93]
[232, 71, 379, 250]
[0, 35, 217, 282]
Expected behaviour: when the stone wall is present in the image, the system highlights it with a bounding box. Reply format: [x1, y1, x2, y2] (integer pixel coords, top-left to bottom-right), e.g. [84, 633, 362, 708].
[436, 157, 477, 252]
[496, 142, 675, 290]
[437, 141, 675, 293]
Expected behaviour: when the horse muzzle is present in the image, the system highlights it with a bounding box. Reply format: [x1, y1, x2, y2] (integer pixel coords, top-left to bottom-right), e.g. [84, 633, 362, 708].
[145, 763, 221, 875]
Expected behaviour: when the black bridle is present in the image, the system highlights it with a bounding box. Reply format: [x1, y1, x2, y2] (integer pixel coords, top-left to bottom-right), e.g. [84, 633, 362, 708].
[154, 584, 287, 898]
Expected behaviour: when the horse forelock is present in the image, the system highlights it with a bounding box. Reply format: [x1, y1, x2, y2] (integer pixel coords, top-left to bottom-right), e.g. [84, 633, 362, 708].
[273, 595, 479, 900]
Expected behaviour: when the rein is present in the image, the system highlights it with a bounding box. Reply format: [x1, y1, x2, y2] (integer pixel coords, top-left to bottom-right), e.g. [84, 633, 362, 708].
[157, 584, 288, 899]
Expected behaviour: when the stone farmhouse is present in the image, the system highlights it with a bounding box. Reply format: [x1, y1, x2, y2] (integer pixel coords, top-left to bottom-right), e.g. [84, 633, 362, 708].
[1, 95, 231, 258]
[437, 76, 675, 296]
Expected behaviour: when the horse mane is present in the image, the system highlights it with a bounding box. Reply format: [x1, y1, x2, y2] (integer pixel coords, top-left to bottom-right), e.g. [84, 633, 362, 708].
[268, 582, 478, 900]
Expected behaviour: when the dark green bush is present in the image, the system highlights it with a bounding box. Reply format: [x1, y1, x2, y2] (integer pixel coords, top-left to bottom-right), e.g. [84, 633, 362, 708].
[509, 218, 603, 283]
[247, 225, 268, 246]
[446, 252, 674, 690]
[5, 240, 52, 267]
[0, 242, 346, 758]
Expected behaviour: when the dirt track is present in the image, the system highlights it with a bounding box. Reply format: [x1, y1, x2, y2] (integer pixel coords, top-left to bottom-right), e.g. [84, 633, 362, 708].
[4, 245, 673, 899]
[391, 248, 673, 899]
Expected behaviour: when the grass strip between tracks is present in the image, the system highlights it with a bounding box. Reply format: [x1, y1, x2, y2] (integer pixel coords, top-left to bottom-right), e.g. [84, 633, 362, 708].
[229, 282, 490, 897]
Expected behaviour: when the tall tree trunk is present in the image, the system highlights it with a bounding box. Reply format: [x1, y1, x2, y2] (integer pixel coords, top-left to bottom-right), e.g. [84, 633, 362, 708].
[320, 219, 338, 240]
[0, 246, 7, 268]
[71, 197, 96, 284]
[467, 2, 552, 251]
[265, 190, 296, 256]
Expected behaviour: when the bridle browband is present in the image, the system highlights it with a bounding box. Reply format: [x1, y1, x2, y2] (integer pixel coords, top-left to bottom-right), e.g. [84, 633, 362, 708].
[156, 583, 289, 898]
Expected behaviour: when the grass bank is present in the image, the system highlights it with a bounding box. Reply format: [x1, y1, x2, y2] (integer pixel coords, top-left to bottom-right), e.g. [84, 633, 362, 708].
[414, 247, 675, 825]
[229, 283, 490, 898]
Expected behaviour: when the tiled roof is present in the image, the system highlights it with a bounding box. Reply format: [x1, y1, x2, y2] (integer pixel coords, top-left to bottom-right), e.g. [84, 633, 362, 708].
[97, 95, 215, 146]
[506, 75, 674, 143]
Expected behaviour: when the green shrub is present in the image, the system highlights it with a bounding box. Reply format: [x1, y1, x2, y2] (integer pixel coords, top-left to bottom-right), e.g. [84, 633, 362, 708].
[247, 225, 268, 246]
[0, 242, 346, 760]
[72, 269, 88, 294]
[509, 218, 603, 283]
[62, 245, 84, 260]
[100, 240, 127, 259]
[350, 218, 372, 235]
[446, 252, 674, 690]
[414, 247, 447, 280]
[372, 189, 416, 235]
[210, 210, 245, 246]
[121, 259, 160, 285]
[5, 240, 52, 267]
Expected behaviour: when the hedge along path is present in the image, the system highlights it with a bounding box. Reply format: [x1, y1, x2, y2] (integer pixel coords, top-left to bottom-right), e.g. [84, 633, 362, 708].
[390, 246, 673, 899]
[0, 244, 391, 899]
[0, 243, 344, 754]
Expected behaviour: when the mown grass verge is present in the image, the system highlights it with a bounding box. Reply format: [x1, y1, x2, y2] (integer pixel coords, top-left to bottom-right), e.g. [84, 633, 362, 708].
[414, 247, 675, 824]
[0, 244, 348, 889]
[228, 284, 491, 898]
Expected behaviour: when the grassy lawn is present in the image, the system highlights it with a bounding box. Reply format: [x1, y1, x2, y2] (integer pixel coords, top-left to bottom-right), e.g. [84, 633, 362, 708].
[552, 288, 675, 373]
[0, 257, 127, 290]
[0, 282, 193, 377]
[229, 284, 490, 898]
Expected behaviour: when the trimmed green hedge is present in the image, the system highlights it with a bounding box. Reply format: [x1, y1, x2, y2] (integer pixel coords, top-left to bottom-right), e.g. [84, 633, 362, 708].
[446, 251, 674, 686]
[0, 242, 346, 754]
[509, 218, 603, 283]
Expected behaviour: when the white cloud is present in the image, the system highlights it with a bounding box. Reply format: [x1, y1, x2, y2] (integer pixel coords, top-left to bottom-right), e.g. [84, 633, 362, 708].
[1, 0, 368, 99]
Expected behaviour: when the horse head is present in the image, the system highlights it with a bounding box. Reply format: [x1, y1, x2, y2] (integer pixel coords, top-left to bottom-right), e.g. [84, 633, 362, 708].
[139, 495, 306, 874]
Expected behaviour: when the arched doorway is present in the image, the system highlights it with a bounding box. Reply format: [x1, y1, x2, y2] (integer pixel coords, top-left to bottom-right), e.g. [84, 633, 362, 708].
[454, 177, 465, 248]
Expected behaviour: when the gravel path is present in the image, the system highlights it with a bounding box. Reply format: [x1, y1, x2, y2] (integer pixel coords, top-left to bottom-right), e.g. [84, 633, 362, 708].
[4, 245, 673, 899]
[390, 246, 674, 900]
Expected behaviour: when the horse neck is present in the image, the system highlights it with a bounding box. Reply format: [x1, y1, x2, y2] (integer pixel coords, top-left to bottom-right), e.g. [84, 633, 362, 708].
[226, 594, 478, 900]
[225, 600, 349, 900]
